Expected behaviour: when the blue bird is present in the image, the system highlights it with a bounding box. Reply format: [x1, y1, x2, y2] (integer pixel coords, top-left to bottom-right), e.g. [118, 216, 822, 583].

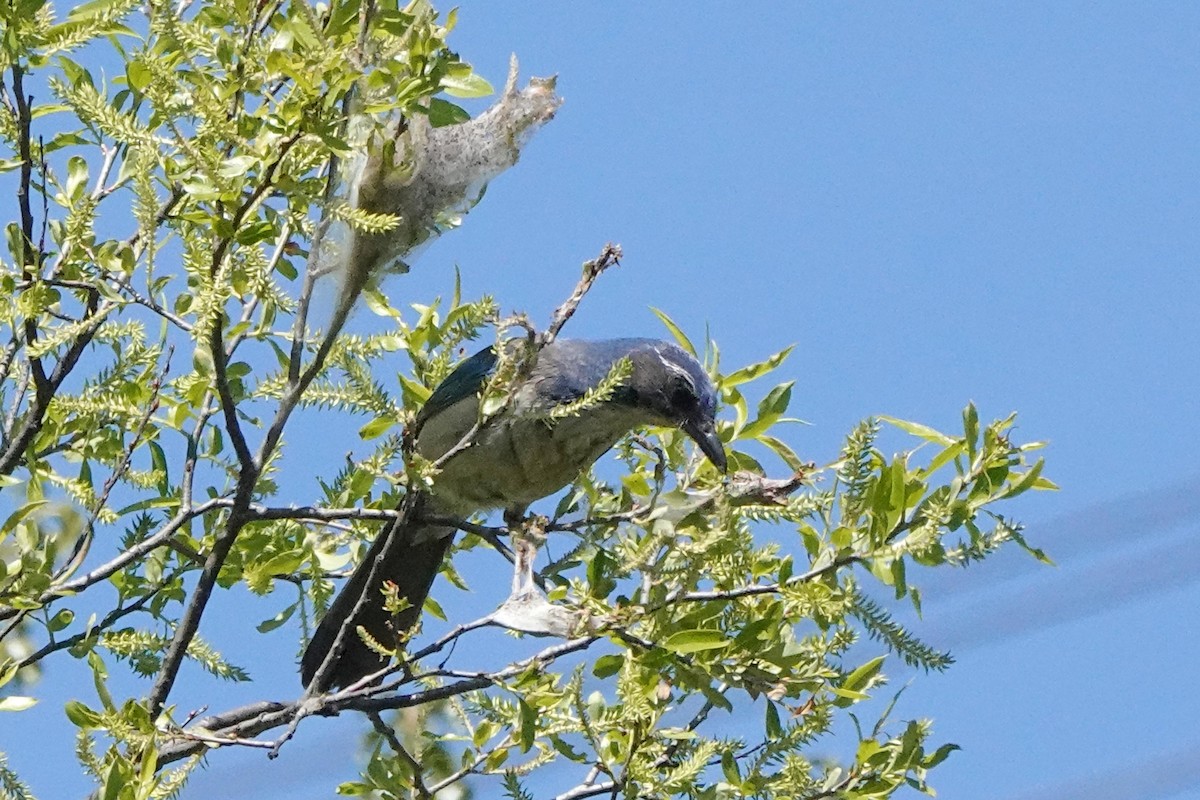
[300, 338, 726, 689]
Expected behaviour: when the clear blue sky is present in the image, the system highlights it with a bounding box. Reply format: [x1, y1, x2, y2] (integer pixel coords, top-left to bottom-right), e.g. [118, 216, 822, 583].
[9, 3, 1200, 799]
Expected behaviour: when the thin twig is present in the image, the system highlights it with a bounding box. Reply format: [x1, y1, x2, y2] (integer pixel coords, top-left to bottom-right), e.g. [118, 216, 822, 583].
[425, 734, 511, 795]
[643, 556, 861, 616]
[10, 61, 47, 397]
[17, 575, 175, 669]
[553, 781, 619, 800]
[0, 498, 227, 622]
[107, 273, 194, 331]
[408, 613, 500, 664]
[0, 334, 23, 402]
[368, 711, 431, 799]
[208, 133, 303, 470]
[55, 347, 174, 583]
[543, 243, 622, 345]
[148, 509, 247, 716]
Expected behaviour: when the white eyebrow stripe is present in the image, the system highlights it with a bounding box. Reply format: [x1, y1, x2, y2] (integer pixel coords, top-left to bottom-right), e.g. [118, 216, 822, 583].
[654, 347, 695, 387]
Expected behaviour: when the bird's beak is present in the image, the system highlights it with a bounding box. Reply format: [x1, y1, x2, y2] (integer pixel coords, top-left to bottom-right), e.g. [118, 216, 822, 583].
[683, 417, 727, 472]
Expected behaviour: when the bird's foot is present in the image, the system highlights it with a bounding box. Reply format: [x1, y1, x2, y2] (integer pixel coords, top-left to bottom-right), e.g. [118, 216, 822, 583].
[492, 587, 581, 638]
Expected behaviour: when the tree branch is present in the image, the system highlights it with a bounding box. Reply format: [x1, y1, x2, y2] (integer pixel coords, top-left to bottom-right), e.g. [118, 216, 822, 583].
[148, 134, 306, 717]
[543, 243, 621, 345]
[157, 635, 601, 766]
[10, 61, 47, 398]
[147, 504, 250, 716]
[553, 781, 619, 800]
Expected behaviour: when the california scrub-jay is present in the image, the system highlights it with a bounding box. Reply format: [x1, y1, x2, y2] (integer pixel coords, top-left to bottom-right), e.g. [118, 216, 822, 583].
[300, 338, 726, 689]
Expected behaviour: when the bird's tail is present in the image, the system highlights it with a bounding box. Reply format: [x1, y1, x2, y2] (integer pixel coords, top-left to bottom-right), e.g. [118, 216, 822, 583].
[300, 512, 455, 690]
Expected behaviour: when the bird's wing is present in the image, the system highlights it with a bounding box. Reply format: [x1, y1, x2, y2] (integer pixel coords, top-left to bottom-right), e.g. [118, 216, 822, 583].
[417, 345, 498, 425]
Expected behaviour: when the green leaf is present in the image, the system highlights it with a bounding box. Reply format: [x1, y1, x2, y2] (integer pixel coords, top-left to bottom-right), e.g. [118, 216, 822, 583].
[257, 603, 297, 633]
[149, 441, 169, 494]
[102, 757, 129, 800]
[650, 307, 697, 356]
[1010, 529, 1054, 565]
[1, 500, 47, 539]
[336, 782, 372, 796]
[358, 415, 396, 440]
[925, 742, 961, 768]
[48, 608, 75, 632]
[720, 751, 741, 785]
[441, 70, 494, 98]
[880, 415, 956, 446]
[0, 696, 37, 712]
[517, 698, 537, 752]
[427, 98, 470, 127]
[255, 551, 306, 577]
[663, 629, 731, 654]
[127, 60, 151, 91]
[759, 434, 807, 471]
[739, 381, 797, 440]
[722, 345, 794, 388]
[592, 653, 623, 678]
[66, 155, 88, 201]
[843, 655, 886, 693]
[963, 403, 979, 460]
[363, 288, 400, 319]
[64, 699, 102, 728]
[765, 700, 782, 738]
[114, 496, 179, 516]
[218, 154, 257, 179]
[999, 458, 1047, 499]
[923, 441, 965, 477]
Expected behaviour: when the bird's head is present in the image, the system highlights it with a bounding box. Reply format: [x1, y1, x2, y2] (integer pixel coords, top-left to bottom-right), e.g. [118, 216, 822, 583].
[624, 341, 727, 472]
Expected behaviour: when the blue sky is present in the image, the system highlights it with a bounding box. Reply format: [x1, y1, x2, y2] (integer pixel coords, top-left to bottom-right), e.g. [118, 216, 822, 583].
[8, 3, 1200, 799]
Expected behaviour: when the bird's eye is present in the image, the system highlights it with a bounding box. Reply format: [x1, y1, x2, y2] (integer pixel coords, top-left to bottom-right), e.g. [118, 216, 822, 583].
[669, 381, 696, 412]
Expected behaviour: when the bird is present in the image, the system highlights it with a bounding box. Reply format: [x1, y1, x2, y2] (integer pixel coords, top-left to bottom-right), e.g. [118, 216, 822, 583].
[300, 337, 726, 690]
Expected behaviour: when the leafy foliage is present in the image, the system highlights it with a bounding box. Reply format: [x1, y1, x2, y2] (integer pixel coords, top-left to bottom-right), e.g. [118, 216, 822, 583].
[0, 0, 1053, 798]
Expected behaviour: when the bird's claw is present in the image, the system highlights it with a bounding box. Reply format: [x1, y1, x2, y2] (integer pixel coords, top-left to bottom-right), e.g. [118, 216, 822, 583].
[492, 589, 581, 638]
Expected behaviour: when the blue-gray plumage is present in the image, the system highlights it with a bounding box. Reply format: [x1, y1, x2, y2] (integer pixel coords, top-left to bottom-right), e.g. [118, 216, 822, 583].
[301, 338, 725, 689]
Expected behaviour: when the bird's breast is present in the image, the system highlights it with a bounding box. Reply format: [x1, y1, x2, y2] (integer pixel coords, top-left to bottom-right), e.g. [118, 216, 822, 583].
[416, 399, 647, 513]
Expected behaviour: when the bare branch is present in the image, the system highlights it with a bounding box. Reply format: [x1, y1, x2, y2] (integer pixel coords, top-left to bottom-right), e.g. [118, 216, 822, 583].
[553, 781, 619, 800]
[543, 243, 622, 345]
[107, 273, 194, 332]
[10, 61, 47, 396]
[646, 555, 860, 614]
[244, 503, 403, 524]
[0, 291, 110, 477]
[158, 636, 601, 766]
[148, 511, 246, 716]
[148, 133, 306, 716]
